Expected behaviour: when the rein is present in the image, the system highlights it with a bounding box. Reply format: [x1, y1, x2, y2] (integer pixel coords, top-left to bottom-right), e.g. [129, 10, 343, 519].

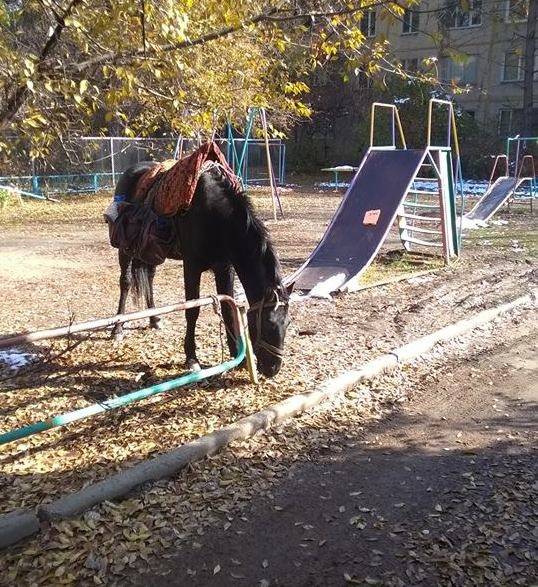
[247, 290, 288, 359]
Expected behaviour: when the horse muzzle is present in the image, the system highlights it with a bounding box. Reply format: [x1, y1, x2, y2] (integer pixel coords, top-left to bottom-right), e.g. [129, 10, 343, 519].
[256, 353, 283, 377]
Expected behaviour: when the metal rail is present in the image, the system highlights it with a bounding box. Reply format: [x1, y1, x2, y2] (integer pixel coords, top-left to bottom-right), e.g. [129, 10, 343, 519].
[407, 189, 440, 196]
[402, 225, 442, 235]
[487, 155, 509, 189]
[517, 155, 536, 182]
[401, 235, 443, 248]
[0, 297, 235, 348]
[0, 184, 52, 202]
[403, 202, 440, 209]
[370, 103, 407, 149]
[426, 99, 461, 158]
[399, 212, 441, 222]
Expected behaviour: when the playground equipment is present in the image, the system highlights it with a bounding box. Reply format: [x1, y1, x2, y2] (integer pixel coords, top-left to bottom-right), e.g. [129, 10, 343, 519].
[507, 135, 538, 178]
[465, 143, 536, 223]
[0, 296, 257, 446]
[286, 99, 462, 295]
[321, 165, 360, 189]
[227, 108, 284, 220]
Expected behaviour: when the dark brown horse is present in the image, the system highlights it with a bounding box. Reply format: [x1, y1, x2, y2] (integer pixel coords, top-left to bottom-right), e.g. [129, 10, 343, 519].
[110, 162, 291, 377]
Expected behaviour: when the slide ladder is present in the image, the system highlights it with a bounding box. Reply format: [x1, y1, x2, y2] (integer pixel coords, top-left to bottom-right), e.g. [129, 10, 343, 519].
[398, 99, 461, 259]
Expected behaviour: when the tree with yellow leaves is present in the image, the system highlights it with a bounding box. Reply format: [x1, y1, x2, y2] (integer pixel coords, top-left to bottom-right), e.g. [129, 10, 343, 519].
[0, 0, 419, 158]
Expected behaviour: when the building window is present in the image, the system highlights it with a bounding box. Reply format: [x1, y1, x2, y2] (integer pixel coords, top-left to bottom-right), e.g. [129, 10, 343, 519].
[505, 0, 529, 22]
[498, 109, 523, 135]
[361, 9, 376, 37]
[402, 9, 420, 33]
[445, 55, 478, 84]
[402, 58, 420, 72]
[502, 51, 524, 81]
[442, 0, 482, 28]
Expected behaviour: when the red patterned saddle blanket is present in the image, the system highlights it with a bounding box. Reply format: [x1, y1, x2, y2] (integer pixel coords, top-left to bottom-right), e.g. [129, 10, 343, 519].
[135, 140, 241, 216]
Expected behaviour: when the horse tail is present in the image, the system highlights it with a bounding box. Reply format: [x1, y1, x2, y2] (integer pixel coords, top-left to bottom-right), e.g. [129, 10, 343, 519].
[131, 260, 151, 306]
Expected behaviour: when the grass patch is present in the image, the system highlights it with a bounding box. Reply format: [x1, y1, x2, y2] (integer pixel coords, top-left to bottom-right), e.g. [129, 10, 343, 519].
[464, 220, 537, 258]
[360, 250, 444, 285]
[0, 191, 112, 227]
[0, 188, 10, 210]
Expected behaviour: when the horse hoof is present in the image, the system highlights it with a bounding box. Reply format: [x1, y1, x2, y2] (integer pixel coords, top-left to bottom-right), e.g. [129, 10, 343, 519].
[111, 329, 124, 342]
[149, 318, 163, 330]
[186, 360, 201, 373]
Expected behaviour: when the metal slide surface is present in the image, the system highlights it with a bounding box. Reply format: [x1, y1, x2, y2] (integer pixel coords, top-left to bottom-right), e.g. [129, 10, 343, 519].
[290, 149, 426, 293]
[466, 177, 518, 221]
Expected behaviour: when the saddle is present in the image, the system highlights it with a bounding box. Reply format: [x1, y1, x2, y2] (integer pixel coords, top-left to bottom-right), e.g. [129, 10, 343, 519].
[108, 141, 241, 265]
[135, 141, 241, 215]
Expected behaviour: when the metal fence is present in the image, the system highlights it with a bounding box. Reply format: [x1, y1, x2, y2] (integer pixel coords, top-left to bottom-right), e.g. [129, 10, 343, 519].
[0, 136, 286, 196]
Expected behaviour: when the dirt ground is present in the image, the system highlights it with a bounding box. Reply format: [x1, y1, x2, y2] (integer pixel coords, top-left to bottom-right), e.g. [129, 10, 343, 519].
[135, 329, 538, 587]
[0, 185, 536, 584]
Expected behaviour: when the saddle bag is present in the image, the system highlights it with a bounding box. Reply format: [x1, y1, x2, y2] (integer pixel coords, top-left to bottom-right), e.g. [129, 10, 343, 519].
[108, 202, 175, 266]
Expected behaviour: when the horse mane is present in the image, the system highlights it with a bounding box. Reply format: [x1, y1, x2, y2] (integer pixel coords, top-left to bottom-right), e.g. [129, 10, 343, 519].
[205, 168, 287, 297]
[115, 161, 158, 200]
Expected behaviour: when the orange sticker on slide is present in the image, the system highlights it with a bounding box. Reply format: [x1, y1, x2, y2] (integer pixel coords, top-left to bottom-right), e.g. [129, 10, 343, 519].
[363, 209, 381, 225]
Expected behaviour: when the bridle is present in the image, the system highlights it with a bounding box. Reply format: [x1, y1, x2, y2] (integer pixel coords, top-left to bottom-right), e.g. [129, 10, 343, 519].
[247, 290, 288, 359]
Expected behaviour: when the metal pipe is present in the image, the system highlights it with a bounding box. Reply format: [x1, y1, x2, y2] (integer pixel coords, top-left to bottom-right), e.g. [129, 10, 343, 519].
[0, 296, 241, 349]
[110, 137, 116, 185]
[370, 103, 407, 149]
[237, 109, 256, 184]
[0, 185, 49, 201]
[488, 155, 509, 188]
[0, 338, 246, 445]
[260, 108, 278, 221]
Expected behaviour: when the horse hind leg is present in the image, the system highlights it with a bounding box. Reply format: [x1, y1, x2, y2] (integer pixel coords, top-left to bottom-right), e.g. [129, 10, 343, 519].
[112, 250, 132, 341]
[145, 264, 162, 330]
[183, 263, 202, 371]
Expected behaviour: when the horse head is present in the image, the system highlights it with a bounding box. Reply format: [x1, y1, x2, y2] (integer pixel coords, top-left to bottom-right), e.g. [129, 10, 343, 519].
[247, 283, 292, 377]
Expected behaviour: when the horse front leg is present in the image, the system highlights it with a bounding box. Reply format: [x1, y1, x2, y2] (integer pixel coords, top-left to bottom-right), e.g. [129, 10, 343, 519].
[183, 262, 202, 371]
[145, 264, 162, 330]
[111, 250, 132, 341]
[213, 264, 237, 358]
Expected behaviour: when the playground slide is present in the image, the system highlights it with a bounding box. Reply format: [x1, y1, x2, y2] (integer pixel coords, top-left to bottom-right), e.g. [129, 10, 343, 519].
[465, 176, 519, 222]
[288, 149, 426, 295]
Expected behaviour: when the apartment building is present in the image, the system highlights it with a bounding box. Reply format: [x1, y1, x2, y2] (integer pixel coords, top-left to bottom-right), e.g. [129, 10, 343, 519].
[368, 0, 537, 136]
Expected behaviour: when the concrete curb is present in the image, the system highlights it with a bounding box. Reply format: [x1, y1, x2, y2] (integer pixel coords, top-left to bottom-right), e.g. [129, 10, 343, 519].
[0, 511, 40, 549]
[1, 289, 535, 548]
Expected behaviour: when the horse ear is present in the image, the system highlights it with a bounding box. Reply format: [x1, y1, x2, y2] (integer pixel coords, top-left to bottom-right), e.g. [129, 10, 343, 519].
[285, 281, 295, 296]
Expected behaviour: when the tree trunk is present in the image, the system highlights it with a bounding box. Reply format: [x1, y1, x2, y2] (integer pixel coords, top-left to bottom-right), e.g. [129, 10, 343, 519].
[522, 0, 537, 135]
